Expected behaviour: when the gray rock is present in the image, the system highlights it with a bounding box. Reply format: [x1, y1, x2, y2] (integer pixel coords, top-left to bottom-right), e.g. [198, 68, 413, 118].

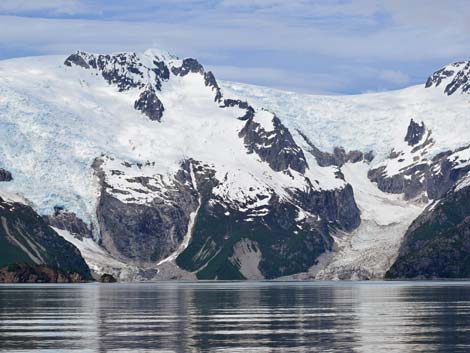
[152, 60, 170, 83]
[44, 206, 93, 240]
[239, 114, 308, 174]
[0, 196, 92, 279]
[425, 61, 470, 95]
[405, 119, 425, 146]
[297, 129, 373, 167]
[204, 71, 223, 102]
[171, 58, 204, 76]
[292, 183, 361, 232]
[425, 68, 455, 88]
[171, 58, 223, 102]
[134, 86, 165, 122]
[369, 144, 470, 200]
[64, 53, 90, 69]
[386, 182, 470, 279]
[367, 119, 469, 200]
[222, 99, 255, 120]
[92, 157, 201, 264]
[0, 168, 12, 182]
[63, 51, 170, 92]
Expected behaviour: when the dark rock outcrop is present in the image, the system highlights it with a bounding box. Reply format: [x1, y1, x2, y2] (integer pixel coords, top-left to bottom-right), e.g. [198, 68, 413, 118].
[0, 196, 92, 279]
[369, 145, 470, 200]
[223, 99, 255, 120]
[44, 206, 93, 239]
[367, 119, 469, 200]
[386, 181, 470, 279]
[425, 61, 470, 95]
[64, 53, 90, 69]
[240, 114, 308, 174]
[171, 58, 204, 76]
[176, 189, 335, 280]
[175, 161, 360, 279]
[64, 51, 170, 92]
[0, 263, 90, 283]
[0, 168, 12, 182]
[293, 183, 361, 233]
[172, 58, 222, 102]
[204, 71, 223, 102]
[99, 273, 117, 283]
[134, 86, 165, 122]
[176, 172, 360, 280]
[297, 129, 374, 167]
[425, 68, 456, 88]
[405, 119, 426, 146]
[92, 157, 201, 264]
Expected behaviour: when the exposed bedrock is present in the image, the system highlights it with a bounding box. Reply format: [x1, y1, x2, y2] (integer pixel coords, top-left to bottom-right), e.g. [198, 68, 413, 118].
[368, 119, 470, 200]
[425, 61, 470, 95]
[92, 157, 202, 265]
[240, 114, 308, 174]
[176, 192, 335, 280]
[297, 129, 374, 167]
[386, 181, 470, 279]
[0, 168, 12, 182]
[44, 206, 93, 239]
[404, 119, 426, 146]
[134, 86, 165, 122]
[0, 196, 91, 279]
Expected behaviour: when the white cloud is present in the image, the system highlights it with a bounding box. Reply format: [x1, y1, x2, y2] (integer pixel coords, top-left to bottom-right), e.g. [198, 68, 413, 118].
[210, 64, 348, 94]
[377, 69, 409, 86]
[0, 0, 84, 14]
[0, 0, 468, 93]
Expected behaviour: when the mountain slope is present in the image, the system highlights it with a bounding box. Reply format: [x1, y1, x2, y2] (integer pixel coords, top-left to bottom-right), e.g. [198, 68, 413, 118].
[0, 188, 91, 279]
[0, 50, 359, 280]
[0, 51, 468, 280]
[386, 174, 470, 279]
[223, 61, 470, 279]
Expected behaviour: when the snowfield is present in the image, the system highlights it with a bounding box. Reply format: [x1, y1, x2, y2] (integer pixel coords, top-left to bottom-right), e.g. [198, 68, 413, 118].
[0, 51, 469, 279]
[0, 53, 341, 229]
[222, 80, 470, 166]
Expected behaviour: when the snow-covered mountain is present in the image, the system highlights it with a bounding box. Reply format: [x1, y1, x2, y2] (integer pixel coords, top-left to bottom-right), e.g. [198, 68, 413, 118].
[223, 62, 470, 279]
[0, 51, 468, 280]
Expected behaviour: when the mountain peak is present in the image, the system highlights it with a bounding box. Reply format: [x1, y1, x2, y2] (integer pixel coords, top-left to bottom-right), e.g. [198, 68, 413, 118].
[142, 48, 178, 61]
[425, 61, 470, 95]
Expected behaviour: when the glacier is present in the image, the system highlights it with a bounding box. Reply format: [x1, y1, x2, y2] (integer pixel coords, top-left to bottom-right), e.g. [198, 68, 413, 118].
[0, 51, 469, 280]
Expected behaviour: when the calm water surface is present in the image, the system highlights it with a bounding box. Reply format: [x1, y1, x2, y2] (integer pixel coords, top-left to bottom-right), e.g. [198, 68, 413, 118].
[1, 281, 470, 352]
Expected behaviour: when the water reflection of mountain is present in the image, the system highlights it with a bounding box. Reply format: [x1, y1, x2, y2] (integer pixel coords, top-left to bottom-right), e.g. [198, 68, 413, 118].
[1, 283, 470, 352]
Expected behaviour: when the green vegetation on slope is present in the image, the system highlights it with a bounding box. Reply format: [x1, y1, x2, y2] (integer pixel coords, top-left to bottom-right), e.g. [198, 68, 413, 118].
[0, 196, 92, 279]
[386, 184, 470, 279]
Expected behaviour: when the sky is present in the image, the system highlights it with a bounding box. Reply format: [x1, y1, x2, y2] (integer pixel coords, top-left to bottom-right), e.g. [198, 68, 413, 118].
[0, 0, 469, 94]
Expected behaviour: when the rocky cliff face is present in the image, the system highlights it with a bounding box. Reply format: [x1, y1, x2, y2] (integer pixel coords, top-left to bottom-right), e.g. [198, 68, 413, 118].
[92, 156, 200, 265]
[44, 206, 93, 239]
[239, 113, 308, 174]
[368, 119, 470, 200]
[1, 51, 469, 280]
[386, 176, 470, 279]
[90, 150, 360, 279]
[0, 168, 12, 182]
[0, 194, 91, 279]
[57, 50, 362, 279]
[174, 166, 360, 279]
[425, 61, 470, 95]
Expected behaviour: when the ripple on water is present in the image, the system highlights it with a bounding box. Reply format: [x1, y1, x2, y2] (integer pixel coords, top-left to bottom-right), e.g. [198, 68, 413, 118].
[1, 282, 470, 352]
